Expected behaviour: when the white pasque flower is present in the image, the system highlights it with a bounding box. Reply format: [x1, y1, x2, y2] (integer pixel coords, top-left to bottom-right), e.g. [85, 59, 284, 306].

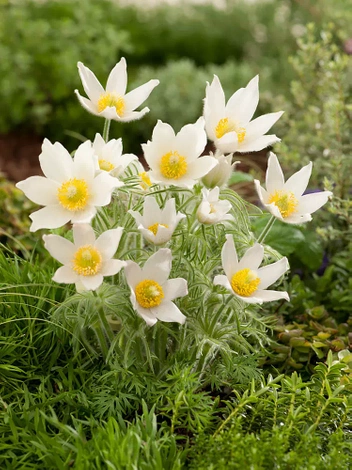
[142, 118, 218, 188]
[16, 140, 121, 232]
[254, 153, 333, 224]
[124, 249, 188, 326]
[214, 235, 289, 304]
[129, 196, 186, 245]
[196, 187, 234, 225]
[204, 75, 283, 154]
[202, 150, 237, 189]
[92, 133, 138, 177]
[43, 224, 125, 292]
[75, 58, 159, 122]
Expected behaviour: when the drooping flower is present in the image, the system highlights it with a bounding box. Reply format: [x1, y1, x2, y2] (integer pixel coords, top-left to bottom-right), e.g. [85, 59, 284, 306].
[92, 133, 138, 177]
[254, 153, 333, 224]
[16, 139, 121, 231]
[124, 249, 187, 326]
[214, 235, 289, 304]
[196, 187, 234, 225]
[75, 58, 159, 122]
[43, 224, 125, 292]
[202, 150, 237, 189]
[204, 75, 283, 154]
[142, 118, 218, 188]
[129, 196, 186, 245]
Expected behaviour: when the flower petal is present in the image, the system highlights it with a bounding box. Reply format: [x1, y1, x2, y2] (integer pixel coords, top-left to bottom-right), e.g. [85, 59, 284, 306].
[75, 91, 98, 116]
[298, 191, 332, 215]
[214, 274, 232, 292]
[124, 79, 159, 112]
[163, 278, 188, 301]
[204, 75, 226, 119]
[124, 261, 144, 290]
[284, 162, 312, 197]
[254, 289, 290, 302]
[143, 248, 172, 284]
[100, 259, 126, 276]
[16, 176, 59, 205]
[134, 302, 158, 326]
[238, 243, 264, 271]
[77, 62, 104, 102]
[152, 301, 186, 324]
[235, 75, 259, 124]
[175, 117, 207, 161]
[95, 227, 124, 260]
[79, 274, 104, 291]
[30, 205, 70, 232]
[245, 111, 284, 140]
[254, 179, 269, 205]
[43, 234, 75, 264]
[265, 152, 285, 194]
[72, 141, 95, 181]
[283, 213, 312, 225]
[258, 257, 289, 289]
[113, 108, 150, 123]
[187, 156, 218, 180]
[72, 223, 96, 247]
[106, 57, 127, 95]
[221, 235, 239, 279]
[39, 139, 74, 183]
[91, 172, 121, 206]
[215, 132, 239, 154]
[92, 133, 106, 154]
[238, 135, 280, 153]
[52, 266, 78, 284]
[70, 206, 96, 224]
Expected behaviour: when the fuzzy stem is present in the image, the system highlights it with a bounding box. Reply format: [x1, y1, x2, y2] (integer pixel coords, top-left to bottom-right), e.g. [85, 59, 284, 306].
[257, 215, 276, 244]
[103, 119, 111, 142]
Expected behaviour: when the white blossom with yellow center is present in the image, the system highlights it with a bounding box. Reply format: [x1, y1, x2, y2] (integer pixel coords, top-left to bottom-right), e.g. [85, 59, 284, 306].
[196, 187, 234, 225]
[92, 133, 138, 178]
[214, 235, 290, 304]
[129, 196, 186, 245]
[124, 249, 188, 326]
[203, 74, 283, 154]
[43, 224, 125, 292]
[75, 58, 159, 122]
[16, 140, 121, 231]
[254, 153, 333, 224]
[142, 118, 218, 189]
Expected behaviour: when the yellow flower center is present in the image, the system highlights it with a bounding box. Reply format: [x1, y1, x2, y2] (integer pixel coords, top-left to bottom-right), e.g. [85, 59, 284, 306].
[97, 92, 125, 116]
[160, 151, 188, 180]
[57, 178, 89, 211]
[147, 223, 169, 235]
[139, 172, 152, 190]
[231, 268, 260, 297]
[72, 245, 102, 276]
[215, 118, 246, 143]
[135, 279, 164, 308]
[268, 190, 298, 218]
[99, 159, 115, 172]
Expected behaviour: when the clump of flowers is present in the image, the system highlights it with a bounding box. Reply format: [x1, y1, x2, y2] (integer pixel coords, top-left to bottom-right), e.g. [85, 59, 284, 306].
[16, 58, 332, 364]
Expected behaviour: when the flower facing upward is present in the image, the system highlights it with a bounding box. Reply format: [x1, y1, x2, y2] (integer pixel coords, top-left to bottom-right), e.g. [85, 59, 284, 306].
[204, 75, 283, 154]
[142, 118, 218, 188]
[196, 187, 234, 225]
[214, 235, 289, 304]
[254, 153, 333, 224]
[124, 249, 188, 326]
[92, 133, 138, 177]
[43, 224, 125, 292]
[129, 196, 186, 245]
[16, 140, 121, 231]
[75, 58, 159, 122]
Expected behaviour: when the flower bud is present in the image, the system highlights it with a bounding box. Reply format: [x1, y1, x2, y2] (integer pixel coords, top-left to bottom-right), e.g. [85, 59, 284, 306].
[202, 151, 236, 188]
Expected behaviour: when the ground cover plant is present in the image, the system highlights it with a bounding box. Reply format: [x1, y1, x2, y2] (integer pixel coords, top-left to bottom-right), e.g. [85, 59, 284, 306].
[1, 21, 351, 470]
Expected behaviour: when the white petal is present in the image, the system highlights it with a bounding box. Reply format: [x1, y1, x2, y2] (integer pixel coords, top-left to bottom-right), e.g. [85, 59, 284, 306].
[52, 266, 78, 284]
[258, 257, 289, 290]
[112, 108, 150, 123]
[221, 235, 238, 279]
[245, 111, 284, 140]
[106, 57, 127, 95]
[238, 244, 264, 271]
[138, 227, 158, 245]
[225, 87, 245, 116]
[175, 118, 207, 161]
[98, 106, 122, 120]
[72, 141, 95, 181]
[142, 196, 162, 226]
[254, 179, 269, 205]
[80, 274, 104, 291]
[16, 176, 59, 205]
[143, 249, 172, 284]
[298, 191, 332, 215]
[235, 75, 259, 124]
[77, 62, 104, 102]
[30, 205, 70, 232]
[214, 274, 232, 292]
[39, 140, 73, 183]
[204, 75, 226, 118]
[91, 172, 121, 206]
[70, 206, 96, 224]
[187, 157, 218, 180]
[152, 301, 186, 324]
[124, 261, 144, 290]
[215, 132, 239, 154]
[100, 259, 126, 276]
[238, 135, 280, 153]
[75, 90, 99, 116]
[163, 278, 188, 301]
[128, 210, 144, 228]
[134, 302, 158, 326]
[92, 133, 106, 154]
[233, 293, 264, 304]
[283, 213, 312, 225]
[284, 162, 312, 197]
[263, 202, 285, 221]
[124, 79, 159, 112]
[43, 234, 75, 264]
[72, 223, 96, 247]
[265, 152, 285, 193]
[95, 227, 124, 260]
[254, 289, 290, 302]
[148, 227, 173, 246]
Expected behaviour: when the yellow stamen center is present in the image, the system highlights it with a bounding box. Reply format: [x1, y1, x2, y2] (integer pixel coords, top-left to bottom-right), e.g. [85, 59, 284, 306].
[72, 245, 102, 276]
[99, 159, 115, 172]
[160, 151, 188, 180]
[97, 92, 125, 116]
[268, 190, 298, 218]
[135, 279, 164, 308]
[215, 118, 246, 143]
[139, 172, 152, 190]
[231, 268, 260, 297]
[147, 223, 169, 235]
[57, 178, 89, 211]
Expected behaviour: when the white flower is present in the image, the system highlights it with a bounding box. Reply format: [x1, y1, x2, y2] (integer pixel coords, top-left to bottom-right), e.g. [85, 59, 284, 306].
[43, 224, 125, 292]
[16, 140, 121, 232]
[124, 249, 188, 326]
[129, 196, 186, 245]
[204, 75, 283, 154]
[142, 118, 218, 189]
[196, 187, 234, 225]
[202, 151, 237, 189]
[214, 235, 289, 304]
[92, 133, 138, 177]
[254, 153, 333, 224]
[75, 58, 159, 122]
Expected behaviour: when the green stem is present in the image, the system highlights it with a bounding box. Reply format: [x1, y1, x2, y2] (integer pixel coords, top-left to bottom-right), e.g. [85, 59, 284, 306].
[102, 119, 111, 142]
[257, 215, 276, 244]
